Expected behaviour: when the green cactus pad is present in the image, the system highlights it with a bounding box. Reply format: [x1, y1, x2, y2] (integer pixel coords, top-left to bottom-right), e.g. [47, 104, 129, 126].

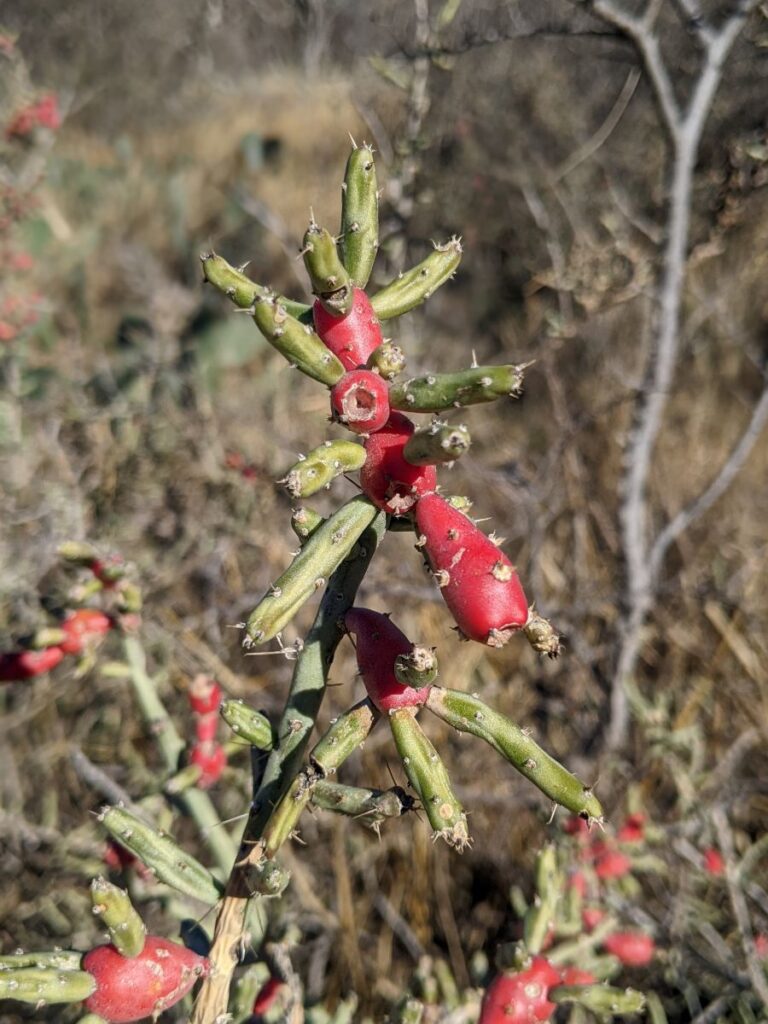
[550, 985, 646, 1014]
[291, 505, 326, 544]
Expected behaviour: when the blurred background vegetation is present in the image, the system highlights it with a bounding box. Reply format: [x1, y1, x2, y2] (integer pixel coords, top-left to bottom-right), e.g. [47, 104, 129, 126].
[1, 1, 767, 1021]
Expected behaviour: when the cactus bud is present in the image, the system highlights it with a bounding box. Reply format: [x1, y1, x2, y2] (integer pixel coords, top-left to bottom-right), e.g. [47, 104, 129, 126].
[403, 421, 471, 465]
[394, 645, 438, 689]
[330, 370, 390, 434]
[371, 238, 462, 320]
[290, 505, 325, 543]
[367, 340, 406, 380]
[302, 222, 354, 315]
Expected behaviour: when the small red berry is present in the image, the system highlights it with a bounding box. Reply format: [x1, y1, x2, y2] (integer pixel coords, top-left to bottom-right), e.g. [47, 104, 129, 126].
[345, 608, 432, 712]
[568, 871, 587, 898]
[0, 645, 64, 682]
[560, 967, 597, 986]
[60, 609, 113, 655]
[603, 931, 655, 967]
[479, 956, 561, 1024]
[702, 847, 725, 876]
[360, 413, 436, 515]
[313, 287, 383, 370]
[617, 813, 646, 843]
[188, 675, 223, 716]
[330, 369, 390, 434]
[83, 937, 208, 1023]
[190, 742, 227, 788]
[415, 492, 529, 646]
[581, 907, 605, 932]
[252, 976, 284, 1016]
[194, 714, 219, 743]
[594, 847, 632, 880]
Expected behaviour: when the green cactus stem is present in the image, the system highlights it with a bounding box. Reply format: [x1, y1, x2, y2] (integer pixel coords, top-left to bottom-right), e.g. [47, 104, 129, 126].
[200, 251, 310, 320]
[280, 440, 366, 499]
[370, 238, 462, 320]
[402, 421, 470, 466]
[394, 998, 425, 1024]
[262, 699, 379, 855]
[366, 340, 406, 380]
[98, 806, 222, 906]
[388, 708, 470, 850]
[394, 645, 439, 688]
[0, 967, 96, 1005]
[246, 858, 291, 898]
[445, 494, 473, 513]
[76, 1016, 109, 1024]
[424, 687, 603, 823]
[56, 540, 101, 564]
[523, 844, 561, 955]
[340, 143, 379, 288]
[311, 780, 413, 828]
[0, 951, 83, 970]
[291, 505, 326, 544]
[248, 291, 345, 386]
[302, 222, 353, 315]
[246, 495, 379, 645]
[220, 700, 274, 750]
[550, 985, 646, 1015]
[389, 364, 528, 413]
[89, 877, 146, 957]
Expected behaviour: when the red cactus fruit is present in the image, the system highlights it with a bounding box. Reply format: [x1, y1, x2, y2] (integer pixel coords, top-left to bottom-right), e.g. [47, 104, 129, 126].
[593, 846, 632, 880]
[190, 742, 227, 788]
[60, 609, 113, 655]
[330, 369, 390, 434]
[560, 967, 597, 986]
[194, 714, 219, 743]
[313, 286, 383, 370]
[360, 413, 437, 515]
[581, 907, 605, 932]
[0, 645, 64, 682]
[479, 956, 561, 1024]
[602, 931, 655, 967]
[83, 936, 209, 1023]
[617, 812, 646, 843]
[188, 675, 223, 716]
[251, 975, 285, 1017]
[345, 608, 432, 712]
[415, 492, 529, 646]
[702, 847, 725, 876]
[563, 815, 591, 839]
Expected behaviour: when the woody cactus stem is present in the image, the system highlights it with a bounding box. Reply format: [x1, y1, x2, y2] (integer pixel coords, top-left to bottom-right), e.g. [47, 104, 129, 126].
[245, 495, 379, 644]
[280, 440, 366, 499]
[424, 688, 603, 822]
[389, 364, 528, 413]
[200, 251, 310, 319]
[388, 708, 470, 850]
[371, 238, 463, 320]
[340, 141, 379, 288]
[190, 512, 385, 1024]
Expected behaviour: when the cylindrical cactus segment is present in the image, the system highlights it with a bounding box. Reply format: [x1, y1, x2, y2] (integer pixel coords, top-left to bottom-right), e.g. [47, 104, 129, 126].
[280, 440, 366, 498]
[199, 252, 309, 319]
[263, 700, 378, 855]
[311, 780, 413, 827]
[523, 845, 560, 955]
[75, 1016, 109, 1023]
[98, 806, 221, 905]
[425, 688, 603, 823]
[290, 506, 325, 543]
[0, 967, 97, 1005]
[403, 421, 471, 465]
[248, 292, 345, 386]
[367, 340, 406, 380]
[340, 143, 379, 288]
[370, 238, 463, 320]
[389, 364, 527, 412]
[0, 951, 83, 970]
[388, 708, 470, 850]
[220, 699, 274, 750]
[394, 645, 438, 689]
[90, 878, 146, 958]
[302, 223, 354, 316]
[245, 495, 379, 645]
[549, 986, 646, 1014]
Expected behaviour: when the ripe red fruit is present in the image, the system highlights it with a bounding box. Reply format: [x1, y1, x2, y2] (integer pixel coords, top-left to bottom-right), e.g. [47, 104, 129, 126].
[60, 609, 113, 654]
[702, 847, 725, 876]
[360, 413, 437, 515]
[617, 812, 645, 843]
[190, 742, 227, 788]
[330, 369, 390, 434]
[560, 967, 597, 986]
[83, 936, 209, 1023]
[252, 976, 284, 1016]
[194, 714, 219, 743]
[345, 608, 432, 712]
[313, 287, 383, 370]
[603, 931, 655, 967]
[479, 956, 561, 1024]
[581, 907, 605, 932]
[415, 492, 529, 646]
[593, 846, 632, 880]
[188, 675, 223, 716]
[0, 645, 64, 682]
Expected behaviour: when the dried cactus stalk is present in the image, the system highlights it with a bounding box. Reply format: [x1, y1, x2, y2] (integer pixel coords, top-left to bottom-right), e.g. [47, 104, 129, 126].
[280, 440, 366, 498]
[388, 708, 470, 850]
[389, 364, 527, 412]
[245, 495, 379, 645]
[340, 142, 379, 288]
[98, 806, 221, 905]
[370, 238, 462, 320]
